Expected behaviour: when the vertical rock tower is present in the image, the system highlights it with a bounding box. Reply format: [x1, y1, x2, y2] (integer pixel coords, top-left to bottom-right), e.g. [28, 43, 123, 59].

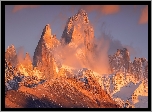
[61, 9, 96, 67]
[5, 45, 18, 67]
[33, 24, 59, 80]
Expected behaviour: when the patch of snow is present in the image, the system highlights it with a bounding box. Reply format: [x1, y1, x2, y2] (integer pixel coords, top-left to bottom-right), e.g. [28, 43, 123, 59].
[134, 96, 148, 108]
[112, 81, 142, 101]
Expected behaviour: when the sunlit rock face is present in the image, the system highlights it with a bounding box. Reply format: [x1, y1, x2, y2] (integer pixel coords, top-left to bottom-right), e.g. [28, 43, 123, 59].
[61, 9, 93, 45]
[132, 81, 148, 104]
[33, 24, 59, 67]
[5, 45, 18, 67]
[108, 48, 130, 74]
[17, 52, 33, 77]
[5, 59, 18, 82]
[61, 9, 96, 68]
[33, 24, 59, 80]
[108, 48, 148, 85]
[108, 48, 148, 81]
[5, 68, 121, 108]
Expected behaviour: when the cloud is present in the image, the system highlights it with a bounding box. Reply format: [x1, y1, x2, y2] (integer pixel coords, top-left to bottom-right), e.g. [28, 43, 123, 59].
[65, 5, 120, 32]
[12, 5, 39, 13]
[93, 36, 110, 74]
[98, 32, 123, 55]
[80, 5, 99, 13]
[101, 5, 120, 15]
[96, 30, 139, 62]
[80, 5, 120, 15]
[16, 46, 25, 63]
[53, 44, 83, 69]
[139, 5, 148, 24]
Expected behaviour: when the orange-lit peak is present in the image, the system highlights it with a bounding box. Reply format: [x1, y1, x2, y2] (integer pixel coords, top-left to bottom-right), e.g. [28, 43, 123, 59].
[42, 24, 51, 38]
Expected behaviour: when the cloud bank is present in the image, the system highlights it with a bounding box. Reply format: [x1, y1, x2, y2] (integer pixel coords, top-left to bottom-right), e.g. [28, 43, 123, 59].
[12, 5, 39, 13]
[139, 5, 148, 24]
[81, 5, 120, 15]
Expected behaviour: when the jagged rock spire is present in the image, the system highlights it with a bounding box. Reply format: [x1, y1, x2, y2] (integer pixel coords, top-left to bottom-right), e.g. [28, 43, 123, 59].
[33, 24, 60, 80]
[5, 44, 18, 67]
[109, 48, 148, 82]
[78, 9, 87, 15]
[42, 24, 51, 38]
[60, 9, 96, 69]
[33, 24, 59, 66]
[61, 9, 92, 45]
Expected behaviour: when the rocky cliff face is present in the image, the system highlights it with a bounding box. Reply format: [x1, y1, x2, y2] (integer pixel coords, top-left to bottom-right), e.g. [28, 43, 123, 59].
[61, 9, 94, 46]
[108, 48, 130, 74]
[108, 48, 148, 81]
[33, 24, 59, 66]
[104, 48, 148, 106]
[5, 45, 18, 67]
[61, 9, 96, 68]
[33, 24, 59, 80]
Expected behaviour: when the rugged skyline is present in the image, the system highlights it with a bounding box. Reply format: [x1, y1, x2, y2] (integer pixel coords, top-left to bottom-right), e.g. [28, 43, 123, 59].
[5, 5, 148, 61]
[5, 7, 148, 108]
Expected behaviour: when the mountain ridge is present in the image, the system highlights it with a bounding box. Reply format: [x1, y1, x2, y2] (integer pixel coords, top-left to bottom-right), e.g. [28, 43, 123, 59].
[5, 9, 148, 108]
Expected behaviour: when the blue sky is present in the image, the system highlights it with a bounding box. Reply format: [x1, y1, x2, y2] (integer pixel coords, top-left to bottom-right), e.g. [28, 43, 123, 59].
[5, 5, 148, 61]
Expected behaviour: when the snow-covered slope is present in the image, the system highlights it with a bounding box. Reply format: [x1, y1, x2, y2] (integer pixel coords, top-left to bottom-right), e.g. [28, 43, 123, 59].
[134, 96, 148, 108]
[54, 60, 148, 108]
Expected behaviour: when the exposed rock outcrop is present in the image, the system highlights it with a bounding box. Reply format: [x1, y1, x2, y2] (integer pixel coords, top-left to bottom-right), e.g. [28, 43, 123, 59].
[5, 45, 18, 67]
[61, 9, 96, 67]
[33, 24, 59, 80]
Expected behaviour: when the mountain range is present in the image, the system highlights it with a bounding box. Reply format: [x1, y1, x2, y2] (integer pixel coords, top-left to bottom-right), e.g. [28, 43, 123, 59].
[5, 9, 148, 108]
